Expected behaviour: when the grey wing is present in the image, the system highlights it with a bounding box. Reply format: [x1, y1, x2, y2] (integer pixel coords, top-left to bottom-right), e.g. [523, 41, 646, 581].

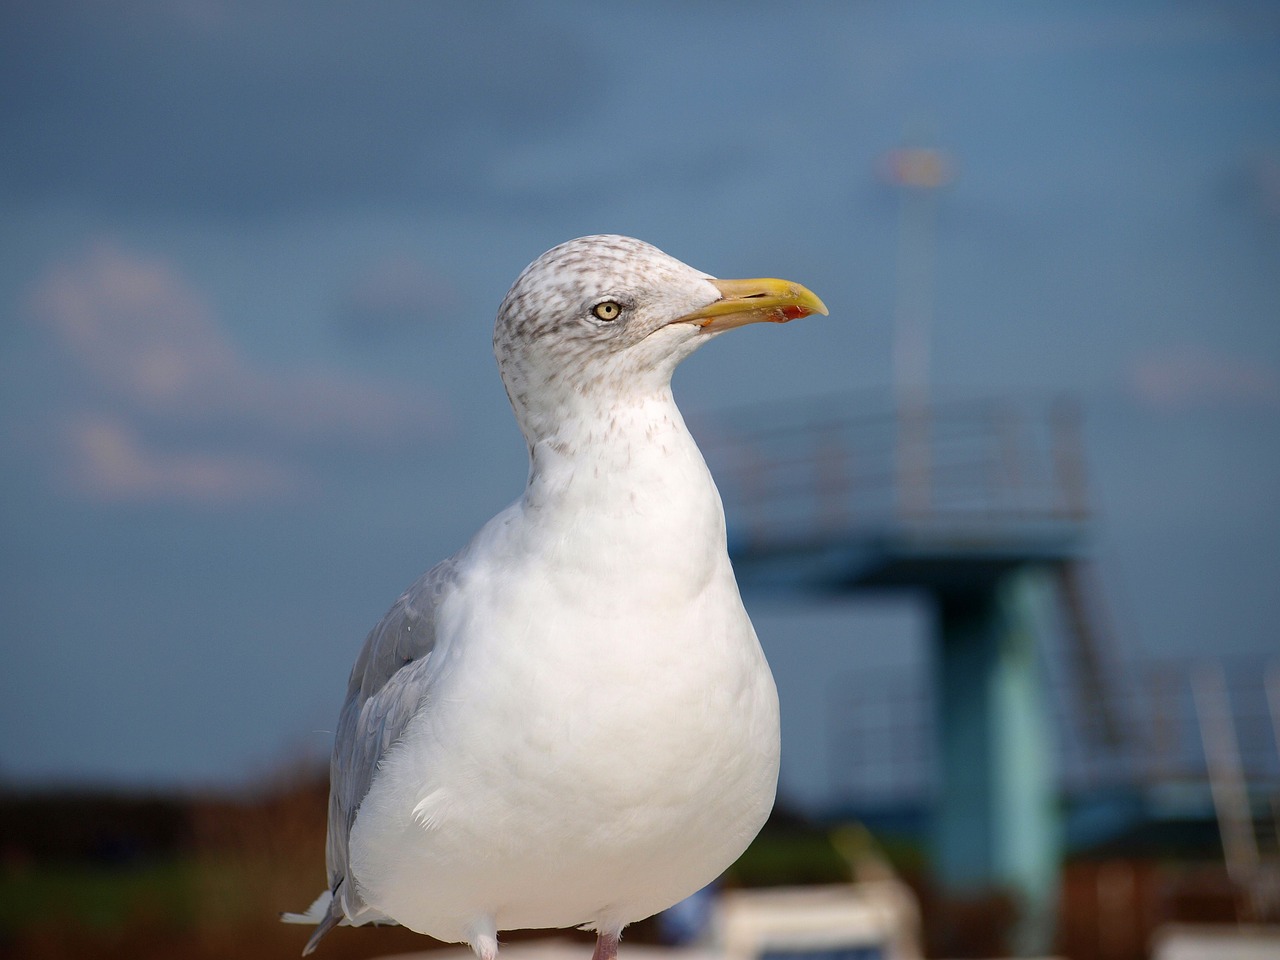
[319, 557, 460, 932]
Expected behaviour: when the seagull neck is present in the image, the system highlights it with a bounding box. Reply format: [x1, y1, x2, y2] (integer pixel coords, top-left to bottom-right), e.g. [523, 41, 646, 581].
[516, 387, 727, 590]
[521, 386, 715, 511]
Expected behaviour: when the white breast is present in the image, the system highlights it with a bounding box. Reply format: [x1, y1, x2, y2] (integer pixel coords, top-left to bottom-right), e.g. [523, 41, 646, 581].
[347, 395, 781, 944]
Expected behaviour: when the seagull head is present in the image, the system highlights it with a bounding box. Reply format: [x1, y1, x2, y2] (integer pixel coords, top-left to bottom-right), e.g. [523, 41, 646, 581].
[493, 235, 827, 444]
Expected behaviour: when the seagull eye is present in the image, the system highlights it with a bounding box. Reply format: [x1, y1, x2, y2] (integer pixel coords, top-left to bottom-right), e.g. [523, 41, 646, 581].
[592, 301, 622, 322]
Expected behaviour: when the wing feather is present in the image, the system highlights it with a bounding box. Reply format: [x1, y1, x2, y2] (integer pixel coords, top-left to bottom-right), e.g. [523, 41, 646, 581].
[313, 557, 460, 940]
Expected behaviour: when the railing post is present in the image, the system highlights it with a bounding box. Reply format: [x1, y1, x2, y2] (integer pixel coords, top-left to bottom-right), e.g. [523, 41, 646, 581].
[1192, 662, 1261, 895]
[1050, 398, 1088, 520]
[896, 399, 932, 522]
[816, 420, 849, 535]
[995, 402, 1023, 518]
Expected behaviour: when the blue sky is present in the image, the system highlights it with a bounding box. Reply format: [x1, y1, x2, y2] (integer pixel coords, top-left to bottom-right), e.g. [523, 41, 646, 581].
[1, 1, 1277, 808]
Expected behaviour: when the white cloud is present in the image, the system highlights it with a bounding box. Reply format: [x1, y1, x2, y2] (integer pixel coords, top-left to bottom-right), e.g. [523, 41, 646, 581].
[62, 413, 298, 503]
[31, 243, 239, 413]
[25, 242, 444, 503]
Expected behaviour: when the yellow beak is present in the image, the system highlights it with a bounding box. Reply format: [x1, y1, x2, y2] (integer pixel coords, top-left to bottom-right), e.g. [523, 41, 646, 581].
[671, 277, 829, 333]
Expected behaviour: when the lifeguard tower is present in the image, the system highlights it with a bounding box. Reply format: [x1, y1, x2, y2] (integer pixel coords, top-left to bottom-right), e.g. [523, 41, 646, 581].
[705, 394, 1109, 954]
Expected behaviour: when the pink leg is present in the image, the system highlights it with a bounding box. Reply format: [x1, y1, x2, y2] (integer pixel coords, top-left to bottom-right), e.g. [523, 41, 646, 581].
[591, 930, 620, 960]
[467, 917, 499, 960]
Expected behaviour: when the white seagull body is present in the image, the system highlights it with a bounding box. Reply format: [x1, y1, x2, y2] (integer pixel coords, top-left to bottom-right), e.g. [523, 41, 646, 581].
[285, 236, 827, 960]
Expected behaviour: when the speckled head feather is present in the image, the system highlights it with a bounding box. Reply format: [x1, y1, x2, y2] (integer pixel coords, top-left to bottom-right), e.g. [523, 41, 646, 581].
[493, 235, 721, 444]
[495, 236, 713, 341]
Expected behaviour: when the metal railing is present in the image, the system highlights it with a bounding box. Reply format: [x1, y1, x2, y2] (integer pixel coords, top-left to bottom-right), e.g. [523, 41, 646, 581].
[697, 394, 1089, 547]
[825, 655, 1280, 809]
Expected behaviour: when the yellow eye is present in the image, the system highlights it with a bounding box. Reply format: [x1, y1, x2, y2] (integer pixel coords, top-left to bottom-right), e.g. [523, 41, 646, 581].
[592, 301, 622, 321]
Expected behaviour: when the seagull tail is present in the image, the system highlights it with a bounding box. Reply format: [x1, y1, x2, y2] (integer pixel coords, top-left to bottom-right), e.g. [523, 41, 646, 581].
[281, 888, 343, 955]
[281, 889, 332, 925]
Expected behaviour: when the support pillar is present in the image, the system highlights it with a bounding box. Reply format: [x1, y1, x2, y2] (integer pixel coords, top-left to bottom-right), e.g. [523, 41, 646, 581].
[933, 567, 1059, 955]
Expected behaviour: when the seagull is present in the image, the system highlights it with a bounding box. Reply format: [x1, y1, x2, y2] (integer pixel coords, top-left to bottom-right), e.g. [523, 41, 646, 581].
[284, 235, 828, 960]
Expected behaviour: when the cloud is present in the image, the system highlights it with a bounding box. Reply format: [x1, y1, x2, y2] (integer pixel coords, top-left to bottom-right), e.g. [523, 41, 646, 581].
[25, 242, 444, 502]
[31, 244, 239, 415]
[1130, 344, 1280, 413]
[62, 413, 298, 503]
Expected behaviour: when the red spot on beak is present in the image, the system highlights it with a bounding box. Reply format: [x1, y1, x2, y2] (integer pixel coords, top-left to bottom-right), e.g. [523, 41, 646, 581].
[776, 304, 812, 322]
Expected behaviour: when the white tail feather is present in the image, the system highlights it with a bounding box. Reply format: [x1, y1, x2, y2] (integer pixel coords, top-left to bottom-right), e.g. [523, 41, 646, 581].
[281, 889, 332, 925]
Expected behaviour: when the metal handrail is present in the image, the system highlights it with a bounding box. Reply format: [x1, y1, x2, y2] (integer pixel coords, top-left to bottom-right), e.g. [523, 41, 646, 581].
[699, 395, 1090, 542]
[826, 654, 1280, 806]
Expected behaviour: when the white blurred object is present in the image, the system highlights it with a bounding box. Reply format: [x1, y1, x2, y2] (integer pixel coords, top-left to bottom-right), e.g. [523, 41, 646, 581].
[715, 883, 922, 960]
[377, 880, 923, 960]
[1152, 924, 1280, 960]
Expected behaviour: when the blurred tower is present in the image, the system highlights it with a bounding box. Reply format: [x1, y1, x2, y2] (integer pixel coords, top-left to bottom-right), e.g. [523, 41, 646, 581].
[706, 143, 1104, 956]
[886, 142, 1059, 956]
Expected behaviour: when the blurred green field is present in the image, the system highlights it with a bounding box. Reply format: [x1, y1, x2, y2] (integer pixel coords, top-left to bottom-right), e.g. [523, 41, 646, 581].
[1, 858, 204, 931]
